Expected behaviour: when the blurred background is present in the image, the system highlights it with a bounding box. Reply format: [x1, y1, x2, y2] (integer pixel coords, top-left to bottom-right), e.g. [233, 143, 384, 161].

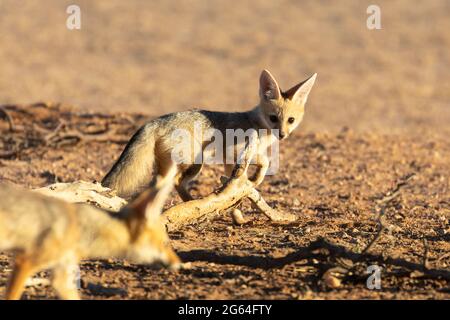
[0, 0, 448, 133]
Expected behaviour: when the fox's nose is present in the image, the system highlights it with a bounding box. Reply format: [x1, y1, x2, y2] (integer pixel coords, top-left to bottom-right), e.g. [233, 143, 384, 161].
[279, 133, 286, 139]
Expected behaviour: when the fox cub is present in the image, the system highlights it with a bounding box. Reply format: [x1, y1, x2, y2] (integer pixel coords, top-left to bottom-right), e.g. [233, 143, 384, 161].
[102, 69, 317, 200]
[0, 167, 179, 300]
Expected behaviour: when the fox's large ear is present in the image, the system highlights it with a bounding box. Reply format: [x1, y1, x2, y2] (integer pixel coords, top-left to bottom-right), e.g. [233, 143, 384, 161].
[259, 69, 281, 101]
[126, 163, 176, 226]
[284, 73, 317, 105]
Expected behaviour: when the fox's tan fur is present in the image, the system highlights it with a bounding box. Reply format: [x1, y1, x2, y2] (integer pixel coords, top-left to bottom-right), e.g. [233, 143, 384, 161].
[0, 167, 180, 300]
[102, 69, 317, 200]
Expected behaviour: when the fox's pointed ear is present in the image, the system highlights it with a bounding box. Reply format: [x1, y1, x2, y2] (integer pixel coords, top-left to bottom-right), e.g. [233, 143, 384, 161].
[259, 69, 281, 101]
[127, 163, 176, 225]
[284, 73, 317, 104]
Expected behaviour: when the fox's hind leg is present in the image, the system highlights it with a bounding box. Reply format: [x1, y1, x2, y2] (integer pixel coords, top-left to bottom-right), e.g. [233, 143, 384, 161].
[154, 140, 202, 202]
[251, 154, 270, 186]
[5, 254, 38, 300]
[175, 164, 203, 202]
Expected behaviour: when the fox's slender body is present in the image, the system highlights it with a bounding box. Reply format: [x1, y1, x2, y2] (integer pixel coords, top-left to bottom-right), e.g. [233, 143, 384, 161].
[0, 167, 179, 300]
[102, 70, 317, 200]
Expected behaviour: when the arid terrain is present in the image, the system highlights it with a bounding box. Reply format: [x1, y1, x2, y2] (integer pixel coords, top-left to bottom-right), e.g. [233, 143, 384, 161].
[0, 0, 449, 299]
[0, 103, 448, 299]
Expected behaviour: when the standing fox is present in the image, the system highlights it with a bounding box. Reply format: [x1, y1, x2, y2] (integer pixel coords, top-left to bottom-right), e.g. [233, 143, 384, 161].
[0, 167, 180, 300]
[102, 70, 317, 200]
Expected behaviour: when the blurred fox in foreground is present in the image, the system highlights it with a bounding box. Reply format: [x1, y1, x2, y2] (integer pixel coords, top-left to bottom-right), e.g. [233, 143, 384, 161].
[0, 167, 180, 300]
[102, 69, 317, 200]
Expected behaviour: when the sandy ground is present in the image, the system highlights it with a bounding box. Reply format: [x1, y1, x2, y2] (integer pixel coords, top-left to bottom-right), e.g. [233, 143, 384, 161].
[0, 0, 449, 299]
[0, 104, 448, 299]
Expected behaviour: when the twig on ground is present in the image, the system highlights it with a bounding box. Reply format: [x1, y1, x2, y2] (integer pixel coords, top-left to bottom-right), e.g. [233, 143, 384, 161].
[0, 150, 17, 159]
[363, 173, 415, 255]
[0, 106, 15, 132]
[422, 238, 430, 270]
[76, 122, 110, 135]
[45, 130, 130, 147]
[376, 172, 415, 206]
[320, 173, 417, 287]
[361, 207, 387, 255]
[44, 121, 67, 144]
[177, 238, 450, 281]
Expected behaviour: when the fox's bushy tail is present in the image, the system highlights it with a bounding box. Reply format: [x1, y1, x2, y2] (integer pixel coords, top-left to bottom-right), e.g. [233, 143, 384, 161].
[102, 125, 156, 199]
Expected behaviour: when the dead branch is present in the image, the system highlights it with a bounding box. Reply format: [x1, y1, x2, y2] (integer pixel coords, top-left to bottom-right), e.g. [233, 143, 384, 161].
[33, 181, 127, 212]
[163, 177, 255, 231]
[375, 172, 415, 206]
[45, 130, 130, 147]
[162, 136, 297, 231]
[247, 187, 297, 222]
[76, 122, 109, 135]
[0, 150, 17, 159]
[0, 106, 15, 132]
[361, 206, 387, 255]
[218, 176, 297, 223]
[422, 238, 430, 270]
[362, 173, 415, 255]
[43, 121, 67, 144]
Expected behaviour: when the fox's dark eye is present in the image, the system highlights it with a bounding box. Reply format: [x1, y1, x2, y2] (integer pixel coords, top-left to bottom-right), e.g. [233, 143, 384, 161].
[269, 115, 278, 123]
[288, 117, 295, 124]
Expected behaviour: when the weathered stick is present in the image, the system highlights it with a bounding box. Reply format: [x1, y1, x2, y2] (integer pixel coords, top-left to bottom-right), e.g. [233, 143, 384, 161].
[0, 106, 15, 132]
[247, 187, 297, 222]
[33, 181, 127, 212]
[162, 136, 297, 230]
[163, 176, 255, 231]
[218, 176, 297, 223]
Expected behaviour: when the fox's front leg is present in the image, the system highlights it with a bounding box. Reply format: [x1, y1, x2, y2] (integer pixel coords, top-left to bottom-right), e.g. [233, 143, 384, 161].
[251, 154, 270, 186]
[225, 154, 269, 185]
